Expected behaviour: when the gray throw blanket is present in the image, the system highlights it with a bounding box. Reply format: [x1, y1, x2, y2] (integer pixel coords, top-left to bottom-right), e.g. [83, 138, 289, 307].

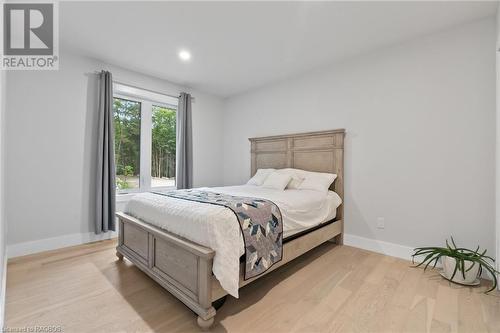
[151, 189, 283, 280]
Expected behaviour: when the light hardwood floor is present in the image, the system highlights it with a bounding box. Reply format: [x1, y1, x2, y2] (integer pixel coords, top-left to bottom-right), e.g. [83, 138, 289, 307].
[5, 239, 500, 332]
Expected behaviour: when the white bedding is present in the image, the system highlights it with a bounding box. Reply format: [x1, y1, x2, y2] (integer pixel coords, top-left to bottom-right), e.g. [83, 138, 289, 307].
[124, 185, 342, 298]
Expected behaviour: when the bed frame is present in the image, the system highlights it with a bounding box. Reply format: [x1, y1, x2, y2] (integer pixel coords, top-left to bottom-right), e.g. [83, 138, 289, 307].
[115, 129, 345, 329]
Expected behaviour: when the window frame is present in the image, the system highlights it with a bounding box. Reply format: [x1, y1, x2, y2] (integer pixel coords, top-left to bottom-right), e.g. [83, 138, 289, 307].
[113, 87, 178, 195]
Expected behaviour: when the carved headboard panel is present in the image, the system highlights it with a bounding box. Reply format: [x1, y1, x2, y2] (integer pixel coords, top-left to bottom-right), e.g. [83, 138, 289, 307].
[249, 129, 345, 220]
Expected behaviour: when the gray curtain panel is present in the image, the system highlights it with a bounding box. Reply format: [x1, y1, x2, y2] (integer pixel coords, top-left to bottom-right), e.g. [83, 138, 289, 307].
[176, 92, 193, 189]
[95, 70, 116, 233]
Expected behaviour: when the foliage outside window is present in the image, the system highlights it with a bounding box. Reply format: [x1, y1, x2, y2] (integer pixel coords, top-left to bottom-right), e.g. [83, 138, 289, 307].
[113, 94, 177, 192]
[151, 105, 176, 187]
[114, 98, 141, 190]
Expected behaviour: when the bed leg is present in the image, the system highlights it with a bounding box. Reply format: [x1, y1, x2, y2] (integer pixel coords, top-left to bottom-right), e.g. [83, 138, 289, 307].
[116, 251, 124, 260]
[197, 316, 214, 330]
[212, 295, 227, 310]
[332, 233, 343, 245]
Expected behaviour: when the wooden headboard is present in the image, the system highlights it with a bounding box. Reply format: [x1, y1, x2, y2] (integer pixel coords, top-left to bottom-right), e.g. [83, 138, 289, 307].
[249, 129, 345, 220]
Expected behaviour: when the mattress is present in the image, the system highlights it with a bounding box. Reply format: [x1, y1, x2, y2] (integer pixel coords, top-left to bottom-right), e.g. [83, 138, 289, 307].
[124, 185, 342, 298]
[205, 185, 341, 239]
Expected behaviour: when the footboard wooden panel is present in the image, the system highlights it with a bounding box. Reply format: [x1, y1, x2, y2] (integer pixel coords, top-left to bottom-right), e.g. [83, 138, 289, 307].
[116, 212, 216, 328]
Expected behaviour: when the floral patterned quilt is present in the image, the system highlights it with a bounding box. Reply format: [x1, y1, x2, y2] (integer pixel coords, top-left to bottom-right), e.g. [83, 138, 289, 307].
[152, 189, 283, 279]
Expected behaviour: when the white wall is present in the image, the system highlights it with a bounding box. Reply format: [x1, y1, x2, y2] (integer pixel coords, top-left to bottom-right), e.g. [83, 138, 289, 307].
[223, 19, 497, 256]
[5, 48, 224, 251]
[0, 66, 7, 327]
[4, 17, 497, 263]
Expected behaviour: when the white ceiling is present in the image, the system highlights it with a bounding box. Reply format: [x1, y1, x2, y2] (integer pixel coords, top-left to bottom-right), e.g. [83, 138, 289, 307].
[60, 1, 497, 97]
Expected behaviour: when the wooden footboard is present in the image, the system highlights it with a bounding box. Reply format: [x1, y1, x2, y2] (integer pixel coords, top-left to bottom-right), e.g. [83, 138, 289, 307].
[115, 212, 216, 329]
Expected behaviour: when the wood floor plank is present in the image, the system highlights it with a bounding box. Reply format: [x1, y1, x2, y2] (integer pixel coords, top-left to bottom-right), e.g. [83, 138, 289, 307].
[5, 239, 500, 332]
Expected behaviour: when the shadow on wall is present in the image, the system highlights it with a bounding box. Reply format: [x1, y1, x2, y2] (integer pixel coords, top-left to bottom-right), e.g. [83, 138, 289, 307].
[342, 130, 389, 255]
[82, 72, 99, 234]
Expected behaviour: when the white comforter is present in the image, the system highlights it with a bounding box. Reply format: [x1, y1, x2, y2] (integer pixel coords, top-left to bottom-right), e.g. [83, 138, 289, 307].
[125, 185, 342, 298]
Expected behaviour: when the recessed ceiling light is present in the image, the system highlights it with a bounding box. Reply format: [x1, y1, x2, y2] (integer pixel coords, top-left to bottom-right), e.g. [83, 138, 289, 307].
[178, 50, 191, 62]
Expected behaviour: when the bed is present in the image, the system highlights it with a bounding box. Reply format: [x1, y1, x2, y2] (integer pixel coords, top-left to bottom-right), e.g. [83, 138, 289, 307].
[115, 129, 345, 329]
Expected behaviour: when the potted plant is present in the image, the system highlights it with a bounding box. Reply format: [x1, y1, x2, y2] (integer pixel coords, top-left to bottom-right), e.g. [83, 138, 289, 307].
[412, 237, 499, 293]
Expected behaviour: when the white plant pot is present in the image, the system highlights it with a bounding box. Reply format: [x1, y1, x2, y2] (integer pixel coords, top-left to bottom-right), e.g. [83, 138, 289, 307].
[441, 255, 480, 285]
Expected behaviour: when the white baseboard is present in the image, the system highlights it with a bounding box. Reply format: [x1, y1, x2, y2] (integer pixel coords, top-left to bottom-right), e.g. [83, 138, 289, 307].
[7, 231, 117, 259]
[343, 234, 498, 281]
[6, 231, 414, 261]
[344, 233, 415, 262]
[4, 231, 491, 279]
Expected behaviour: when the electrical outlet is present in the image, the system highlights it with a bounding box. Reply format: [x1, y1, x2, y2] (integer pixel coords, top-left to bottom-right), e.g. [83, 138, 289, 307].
[377, 217, 385, 229]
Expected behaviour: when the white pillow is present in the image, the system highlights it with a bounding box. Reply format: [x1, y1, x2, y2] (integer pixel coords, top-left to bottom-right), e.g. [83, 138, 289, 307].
[298, 171, 337, 193]
[262, 171, 292, 190]
[276, 168, 305, 189]
[247, 168, 274, 186]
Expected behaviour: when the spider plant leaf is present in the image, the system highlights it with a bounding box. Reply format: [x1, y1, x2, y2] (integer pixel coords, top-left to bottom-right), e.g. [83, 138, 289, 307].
[481, 254, 495, 261]
[465, 261, 476, 272]
[413, 249, 437, 256]
[457, 258, 463, 279]
[449, 258, 459, 282]
[411, 250, 434, 262]
[460, 259, 466, 279]
[424, 255, 439, 271]
[482, 265, 498, 293]
[477, 258, 500, 274]
[417, 252, 436, 269]
[490, 272, 498, 293]
[472, 258, 500, 293]
[459, 248, 476, 254]
[450, 236, 457, 249]
[431, 256, 440, 269]
[471, 246, 480, 259]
